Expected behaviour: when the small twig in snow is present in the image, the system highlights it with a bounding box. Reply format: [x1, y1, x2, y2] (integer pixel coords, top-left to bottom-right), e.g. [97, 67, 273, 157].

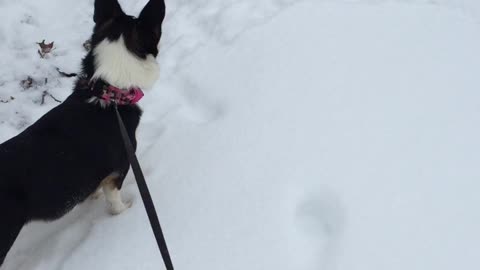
[41, 91, 62, 105]
[56, 68, 78, 78]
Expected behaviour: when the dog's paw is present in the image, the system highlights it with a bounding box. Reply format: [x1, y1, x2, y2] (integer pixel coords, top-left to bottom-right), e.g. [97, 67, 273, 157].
[109, 200, 133, 215]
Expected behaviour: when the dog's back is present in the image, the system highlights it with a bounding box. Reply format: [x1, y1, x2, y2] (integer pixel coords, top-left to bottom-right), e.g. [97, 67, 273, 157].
[0, 89, 141, 264]
[0, 90, 141, 219]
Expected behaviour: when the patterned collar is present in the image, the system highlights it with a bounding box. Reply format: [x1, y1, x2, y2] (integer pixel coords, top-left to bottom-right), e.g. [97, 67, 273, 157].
[87, 79, 144, 106]
[100, 85, 144, 105]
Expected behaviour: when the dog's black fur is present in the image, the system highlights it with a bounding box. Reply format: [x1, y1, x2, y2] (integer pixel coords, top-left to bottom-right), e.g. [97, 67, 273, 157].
[0, 0, 165, 266]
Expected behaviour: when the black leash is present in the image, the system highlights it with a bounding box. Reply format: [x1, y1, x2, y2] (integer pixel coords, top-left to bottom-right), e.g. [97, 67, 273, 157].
[114, 104, 175, 270]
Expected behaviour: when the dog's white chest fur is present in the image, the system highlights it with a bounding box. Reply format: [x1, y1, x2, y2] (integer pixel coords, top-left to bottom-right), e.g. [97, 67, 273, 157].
[92, 35, 160, 89]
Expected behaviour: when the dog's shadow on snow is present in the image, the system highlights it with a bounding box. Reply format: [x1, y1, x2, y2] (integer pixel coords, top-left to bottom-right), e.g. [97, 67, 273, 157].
[4, 198, 111, 270]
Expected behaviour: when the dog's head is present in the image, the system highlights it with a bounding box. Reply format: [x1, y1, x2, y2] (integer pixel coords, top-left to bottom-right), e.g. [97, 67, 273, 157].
[86, 0, 166, 90]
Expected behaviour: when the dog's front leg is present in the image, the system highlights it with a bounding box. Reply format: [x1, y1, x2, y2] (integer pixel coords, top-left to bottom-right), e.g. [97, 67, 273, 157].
[101, 172, 132, 215]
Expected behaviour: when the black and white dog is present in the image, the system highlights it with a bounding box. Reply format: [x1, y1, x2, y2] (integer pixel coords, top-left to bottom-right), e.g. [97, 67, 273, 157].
[0, 0, 165, 266]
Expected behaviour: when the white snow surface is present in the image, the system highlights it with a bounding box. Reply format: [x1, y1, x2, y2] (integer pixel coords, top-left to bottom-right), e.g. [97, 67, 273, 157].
[1, 0, 480, 269]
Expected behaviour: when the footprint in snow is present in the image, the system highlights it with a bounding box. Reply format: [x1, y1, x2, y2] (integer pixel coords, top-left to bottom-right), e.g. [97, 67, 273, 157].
[294, 191, 345, 269]
[176, 78, 225, 124]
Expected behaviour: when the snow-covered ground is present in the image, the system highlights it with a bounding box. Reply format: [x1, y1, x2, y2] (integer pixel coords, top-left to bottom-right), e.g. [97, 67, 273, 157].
[1, 0, 480, 269]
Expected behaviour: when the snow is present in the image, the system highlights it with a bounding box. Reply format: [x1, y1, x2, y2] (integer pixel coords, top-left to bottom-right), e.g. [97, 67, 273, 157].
[1, 0, 480, 269]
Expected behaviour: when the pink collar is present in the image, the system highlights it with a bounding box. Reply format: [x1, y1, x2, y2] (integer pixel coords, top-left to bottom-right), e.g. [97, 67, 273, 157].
[100, 85, 144, 105]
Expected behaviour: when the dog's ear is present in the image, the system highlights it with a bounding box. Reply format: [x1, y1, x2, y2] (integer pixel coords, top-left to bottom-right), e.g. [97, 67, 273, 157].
[138, 0, 166, 41]
[94, 0, 125, 24]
